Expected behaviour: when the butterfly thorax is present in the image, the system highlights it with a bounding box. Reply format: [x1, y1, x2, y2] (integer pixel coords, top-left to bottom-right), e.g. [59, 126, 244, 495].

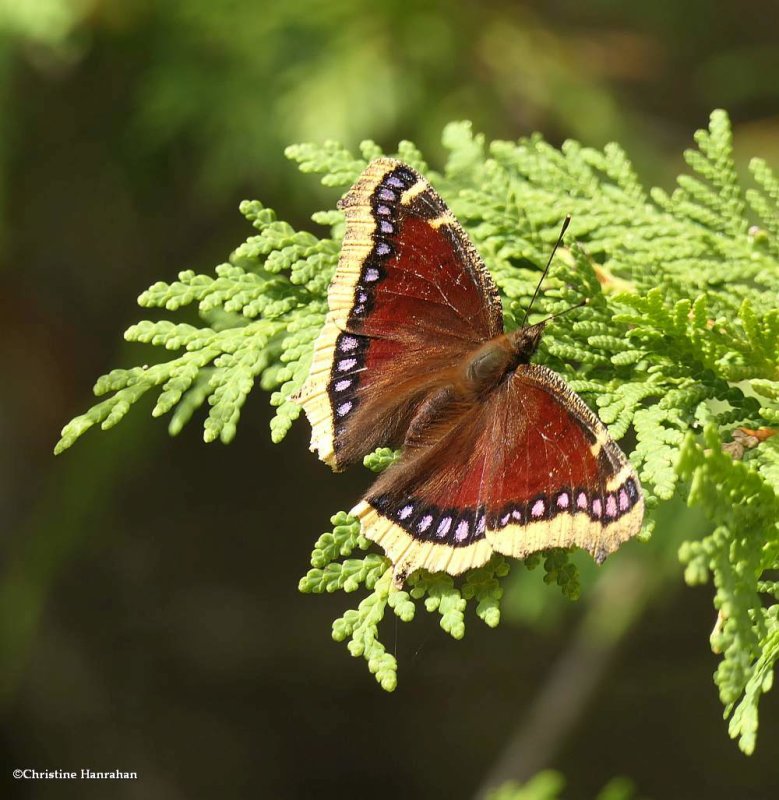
[463, 323, 545, 397]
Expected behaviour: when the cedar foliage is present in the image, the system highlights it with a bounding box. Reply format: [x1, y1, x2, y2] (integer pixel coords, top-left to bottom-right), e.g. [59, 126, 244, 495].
[56, 110, 779, 753]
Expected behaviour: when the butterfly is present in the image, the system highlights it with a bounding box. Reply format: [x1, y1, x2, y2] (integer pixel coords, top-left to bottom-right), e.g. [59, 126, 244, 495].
[297, 158, 644, 586]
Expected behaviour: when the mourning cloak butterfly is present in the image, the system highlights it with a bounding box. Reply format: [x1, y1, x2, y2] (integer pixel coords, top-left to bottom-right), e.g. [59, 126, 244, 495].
[297, 158, 644, 585]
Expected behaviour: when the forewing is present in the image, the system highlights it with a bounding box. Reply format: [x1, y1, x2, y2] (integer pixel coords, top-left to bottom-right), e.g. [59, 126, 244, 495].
[297, 158, 503, 470]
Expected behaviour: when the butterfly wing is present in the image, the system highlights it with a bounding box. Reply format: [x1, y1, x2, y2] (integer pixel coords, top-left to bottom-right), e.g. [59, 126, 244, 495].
[297, 158, 503, 470]
[484, 365, 644, 563]
[350, 395, 500, 583]
[352, 363, 643, 583]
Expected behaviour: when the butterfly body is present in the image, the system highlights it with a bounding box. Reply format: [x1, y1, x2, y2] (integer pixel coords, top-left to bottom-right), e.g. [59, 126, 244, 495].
[463, 325, 541, 395]
[297, 158, 644, 585]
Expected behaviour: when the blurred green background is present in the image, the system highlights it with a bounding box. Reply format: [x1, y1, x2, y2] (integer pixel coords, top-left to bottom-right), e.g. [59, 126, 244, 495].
[1, 1, 778, 798]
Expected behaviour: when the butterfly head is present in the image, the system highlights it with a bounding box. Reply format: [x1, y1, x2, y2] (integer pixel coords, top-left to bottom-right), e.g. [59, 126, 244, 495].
[508, 322, 546, 366]
[510, 298, 587, 370]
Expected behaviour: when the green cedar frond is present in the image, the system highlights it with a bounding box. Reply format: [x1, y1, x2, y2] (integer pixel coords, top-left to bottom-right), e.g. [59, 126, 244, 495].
[58, 111, 779, 749]
[677, 425, 779, 754]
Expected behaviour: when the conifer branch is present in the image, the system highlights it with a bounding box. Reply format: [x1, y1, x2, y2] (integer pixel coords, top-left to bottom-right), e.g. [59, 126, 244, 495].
[57, 111, 779, 750]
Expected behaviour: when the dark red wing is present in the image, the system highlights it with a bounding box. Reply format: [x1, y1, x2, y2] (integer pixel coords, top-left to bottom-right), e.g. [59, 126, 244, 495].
[350, 394, 500, 581]
[352, 364, 643, 583]
[298, 158, 502, 469]
[484, 365, 643, 565]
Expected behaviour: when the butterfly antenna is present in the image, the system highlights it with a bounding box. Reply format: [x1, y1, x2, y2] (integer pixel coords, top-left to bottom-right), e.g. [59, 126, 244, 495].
[521, 214, 571, 328]
[535, 297, 588, 328]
